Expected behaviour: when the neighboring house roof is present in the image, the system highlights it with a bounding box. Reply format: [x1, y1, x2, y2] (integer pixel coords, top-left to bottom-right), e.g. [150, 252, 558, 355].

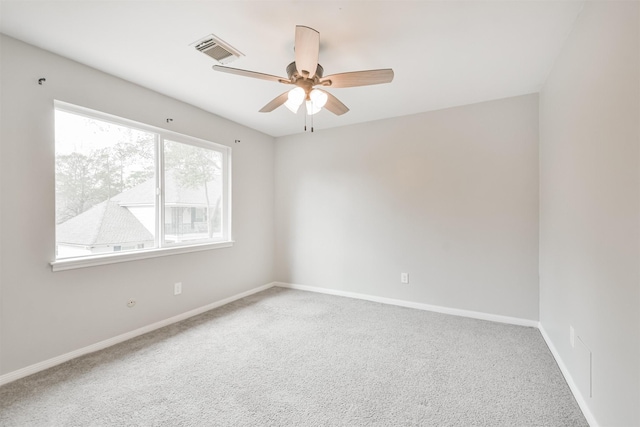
[57, 200, 154, 246]
[57, 171, 221, 246]
[112, 171, 221, 207]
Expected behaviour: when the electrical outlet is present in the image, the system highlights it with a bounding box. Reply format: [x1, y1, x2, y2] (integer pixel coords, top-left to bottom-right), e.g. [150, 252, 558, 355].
[401, 273, 409, 284]
[127, 299, 136, 308]
[174, 282, 182, 295]
[569, 325, 575, 348]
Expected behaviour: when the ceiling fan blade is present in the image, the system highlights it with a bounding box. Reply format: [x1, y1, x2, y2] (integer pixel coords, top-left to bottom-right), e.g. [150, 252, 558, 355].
[259, 92, 290, 113]
[320, 69, 394, 88]
[323, 92, 349, 116]
[213, 65, 290, 84]
[295, 25, 320, 78]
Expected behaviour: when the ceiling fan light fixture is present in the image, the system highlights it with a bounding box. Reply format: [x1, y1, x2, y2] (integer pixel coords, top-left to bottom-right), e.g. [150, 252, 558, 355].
[285, 87, 305, 113]
[211, 25, 393, 121]
[284, 100, 300, 114]
[306, 100, 323, 115]
[305, 89, 328, 115]
[310, 89, 328, 108]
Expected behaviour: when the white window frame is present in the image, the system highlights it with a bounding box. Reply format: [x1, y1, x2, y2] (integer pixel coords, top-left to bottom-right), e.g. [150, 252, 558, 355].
[50, 101, 233, 272]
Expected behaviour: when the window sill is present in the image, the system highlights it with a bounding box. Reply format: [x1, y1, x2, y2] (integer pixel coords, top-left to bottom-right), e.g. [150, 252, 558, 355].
[50, 241, 234, 272]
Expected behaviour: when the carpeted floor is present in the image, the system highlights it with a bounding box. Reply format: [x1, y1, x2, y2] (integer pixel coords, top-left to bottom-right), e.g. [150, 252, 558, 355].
[0, 287, 587, 426]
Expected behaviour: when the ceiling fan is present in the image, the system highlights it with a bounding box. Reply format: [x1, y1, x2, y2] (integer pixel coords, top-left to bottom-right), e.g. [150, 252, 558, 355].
[212, 25, 394, 117]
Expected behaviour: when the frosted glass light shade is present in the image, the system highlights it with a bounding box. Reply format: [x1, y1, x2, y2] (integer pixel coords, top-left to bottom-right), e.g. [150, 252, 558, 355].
[284, 87, 305, 113]
[306, 89, 328, 115]
[309, 89, 328, 108]
[305, 100, 321, 115]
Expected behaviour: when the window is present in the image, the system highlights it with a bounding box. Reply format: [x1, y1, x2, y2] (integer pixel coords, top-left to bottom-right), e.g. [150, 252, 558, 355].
[52, 101, 232, 270]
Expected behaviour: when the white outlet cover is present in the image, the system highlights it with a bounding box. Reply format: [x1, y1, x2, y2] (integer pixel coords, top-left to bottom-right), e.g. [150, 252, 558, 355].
[401, 273, 409, 284]
[569, 325, 575, 348]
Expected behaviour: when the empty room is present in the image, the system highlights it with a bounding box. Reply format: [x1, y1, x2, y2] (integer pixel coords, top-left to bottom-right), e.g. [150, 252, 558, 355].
[0, 1, 638, 426]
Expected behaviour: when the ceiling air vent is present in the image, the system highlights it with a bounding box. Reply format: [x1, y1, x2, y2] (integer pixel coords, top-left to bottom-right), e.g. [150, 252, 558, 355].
[192, 34, 243, 65]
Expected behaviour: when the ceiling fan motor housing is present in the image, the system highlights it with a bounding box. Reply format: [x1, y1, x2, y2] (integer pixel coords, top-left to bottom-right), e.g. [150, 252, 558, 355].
[287, 61, 324, 81]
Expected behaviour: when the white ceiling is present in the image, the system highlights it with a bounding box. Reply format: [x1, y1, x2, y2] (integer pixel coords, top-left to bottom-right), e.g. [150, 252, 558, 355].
[0, 1, 584, 137]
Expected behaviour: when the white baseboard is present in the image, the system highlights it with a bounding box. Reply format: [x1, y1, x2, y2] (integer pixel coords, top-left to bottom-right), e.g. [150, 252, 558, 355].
[0, 280, 596, 427]
[274, 282, 539, 328]
[539, 324, 599, 427]
[0, 282, 277, 387]
[276, 282, 597, 425]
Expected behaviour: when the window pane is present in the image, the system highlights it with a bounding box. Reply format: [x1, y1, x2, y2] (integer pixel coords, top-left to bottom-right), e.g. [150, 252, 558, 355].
[55, 110, 156, 259]
[163, 140, 223, 244]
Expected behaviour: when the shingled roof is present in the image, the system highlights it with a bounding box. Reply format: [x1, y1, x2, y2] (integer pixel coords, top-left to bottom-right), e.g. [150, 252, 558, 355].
[111, 172, 221, 207]
[56, 200, 154, 246]
[57, 172, 221, 247]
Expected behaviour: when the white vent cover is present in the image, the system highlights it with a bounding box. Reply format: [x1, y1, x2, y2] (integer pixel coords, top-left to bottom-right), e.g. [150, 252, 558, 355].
[192, 34, 244, 64]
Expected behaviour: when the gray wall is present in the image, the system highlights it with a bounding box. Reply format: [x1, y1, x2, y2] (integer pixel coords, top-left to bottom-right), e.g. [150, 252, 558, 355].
[0, 36, 276, 374]
[2, 4, 639, 424]
[539, 2, 639, 425]
[275, 94, 540, 321]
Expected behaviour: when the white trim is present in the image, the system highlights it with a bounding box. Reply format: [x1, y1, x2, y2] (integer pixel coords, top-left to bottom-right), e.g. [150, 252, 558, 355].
[52, 100, 233, 272]
[539, 324, 599, 427]
[54, 100, 230, 153]
[51, 241, 234, 272]
[276, 282, 596, 424]
[273, 282, 539, 327]
[0, 282, 276, 386]
[0, 279, 593, 427]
